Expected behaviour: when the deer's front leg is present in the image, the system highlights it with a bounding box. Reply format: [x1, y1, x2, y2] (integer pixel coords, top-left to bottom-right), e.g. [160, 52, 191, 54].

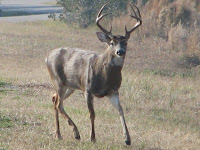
[85, 92, 96, 142]
[108, 92, 131, 145]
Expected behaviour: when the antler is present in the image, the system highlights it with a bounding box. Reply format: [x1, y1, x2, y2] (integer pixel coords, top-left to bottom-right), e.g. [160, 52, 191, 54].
[96, 4, 113, 38]
[125, 4, 142, 39]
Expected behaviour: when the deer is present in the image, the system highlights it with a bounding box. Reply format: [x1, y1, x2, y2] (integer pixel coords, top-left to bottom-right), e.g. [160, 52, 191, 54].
[45, 4, 142, 145]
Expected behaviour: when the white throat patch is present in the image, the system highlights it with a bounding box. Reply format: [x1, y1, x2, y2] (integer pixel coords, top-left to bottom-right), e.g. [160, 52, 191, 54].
[111, 56, 124, 66]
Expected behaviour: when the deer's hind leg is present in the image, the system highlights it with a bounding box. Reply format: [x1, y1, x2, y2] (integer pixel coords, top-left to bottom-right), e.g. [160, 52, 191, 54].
[52, 93, 62, 140]
[55, 88, 81, 140]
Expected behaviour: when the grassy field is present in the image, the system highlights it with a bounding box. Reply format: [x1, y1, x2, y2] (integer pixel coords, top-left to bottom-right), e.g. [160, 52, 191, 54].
[0, 21, 200, 150]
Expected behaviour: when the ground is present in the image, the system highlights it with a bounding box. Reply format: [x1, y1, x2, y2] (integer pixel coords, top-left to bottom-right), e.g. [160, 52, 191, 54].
[0, 21, 199, 149]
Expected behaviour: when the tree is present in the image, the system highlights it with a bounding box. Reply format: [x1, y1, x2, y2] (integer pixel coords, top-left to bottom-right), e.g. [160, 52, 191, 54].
[57, 0, 129, 28]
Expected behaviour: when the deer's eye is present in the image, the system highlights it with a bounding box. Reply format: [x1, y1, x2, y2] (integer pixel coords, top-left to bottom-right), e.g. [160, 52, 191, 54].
[110, 41, 114, 46]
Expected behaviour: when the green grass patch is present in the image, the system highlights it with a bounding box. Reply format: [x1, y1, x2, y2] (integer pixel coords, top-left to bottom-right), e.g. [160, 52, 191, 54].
[37, 115, 45, 120]
[0, 81, 12, 95]
[0, 81, 12, 87]
[0, 82, 7, 87]
[12, 95, 21, 100]
[0, 113, 13, 128]
[0, 145, 10, 150]
[0, 11, 30, 17]
[0, 89, 9, 95]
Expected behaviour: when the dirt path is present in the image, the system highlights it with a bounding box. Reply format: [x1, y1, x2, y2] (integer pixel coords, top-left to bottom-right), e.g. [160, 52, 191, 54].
[0, 0, 62, 22]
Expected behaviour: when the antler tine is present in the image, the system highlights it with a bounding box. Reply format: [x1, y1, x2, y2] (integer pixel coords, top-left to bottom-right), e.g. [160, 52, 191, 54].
[96, 4, 113, 38]
[133, 4, 142, 18]
[125, 4, 142, 39]
[129, 4, 142, 21]
[129, 4, 138, 20]
[97, 13, 112, 22]
[97, 4, 107, 18]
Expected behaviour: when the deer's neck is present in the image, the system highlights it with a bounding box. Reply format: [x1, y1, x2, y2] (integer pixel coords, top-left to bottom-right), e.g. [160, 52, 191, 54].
[88, 49, 123, 97]
[95, 49, 124, 76]
[104, 49, 124, 67]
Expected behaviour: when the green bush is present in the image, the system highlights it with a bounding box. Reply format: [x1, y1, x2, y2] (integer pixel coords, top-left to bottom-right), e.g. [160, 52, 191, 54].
[57, 0, 130, 28]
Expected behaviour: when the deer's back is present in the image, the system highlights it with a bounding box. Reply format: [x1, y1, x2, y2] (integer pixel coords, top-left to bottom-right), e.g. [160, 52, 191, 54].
[46, 47, 99, 90]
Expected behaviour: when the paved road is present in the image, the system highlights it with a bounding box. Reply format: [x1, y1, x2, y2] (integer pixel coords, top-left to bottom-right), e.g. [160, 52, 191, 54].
[1, 0, 57, 5]
[0, 0, 62, 22]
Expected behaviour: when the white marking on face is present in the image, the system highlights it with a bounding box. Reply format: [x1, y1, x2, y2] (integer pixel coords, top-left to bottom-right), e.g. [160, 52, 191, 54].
[115, 51, 120, 57]
[112, 56, 124, 66]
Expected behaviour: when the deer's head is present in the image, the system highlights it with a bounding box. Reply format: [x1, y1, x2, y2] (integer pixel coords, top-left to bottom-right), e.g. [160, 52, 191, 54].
[96, 4, 142, 58]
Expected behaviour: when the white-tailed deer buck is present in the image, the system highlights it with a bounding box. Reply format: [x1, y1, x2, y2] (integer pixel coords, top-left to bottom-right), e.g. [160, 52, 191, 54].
[46, 4, 142, 145]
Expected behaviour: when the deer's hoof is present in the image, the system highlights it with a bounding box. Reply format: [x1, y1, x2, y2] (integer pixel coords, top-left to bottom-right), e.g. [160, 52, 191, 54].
[91, 138, 96, 143]
[125, 140, 131, 145]
[55, 134, 63, 140]
[75, 135, 81, 140]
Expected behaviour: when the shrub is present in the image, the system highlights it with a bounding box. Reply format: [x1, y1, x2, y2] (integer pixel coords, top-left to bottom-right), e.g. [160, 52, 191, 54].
[57, 0, 130, 28]
[142, 0, 200, 38]
[187, 27, 200, 55]
[177, 54, 200, 69]
[168, 4, 192, 27]
[168, 23, 188, 52]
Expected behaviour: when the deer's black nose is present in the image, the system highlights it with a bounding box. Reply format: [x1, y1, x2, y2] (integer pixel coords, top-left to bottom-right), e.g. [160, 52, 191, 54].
[116, 49, 125, 56]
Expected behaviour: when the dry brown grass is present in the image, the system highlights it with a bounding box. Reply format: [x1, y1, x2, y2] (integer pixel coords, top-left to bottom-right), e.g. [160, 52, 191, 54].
[0, 21, 200, 150]
[168, 23, 188, 52]
[137, 0, 200, 40]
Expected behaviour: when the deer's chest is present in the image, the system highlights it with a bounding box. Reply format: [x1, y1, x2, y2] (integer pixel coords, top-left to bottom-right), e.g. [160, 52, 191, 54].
[88, 66, 122, 97]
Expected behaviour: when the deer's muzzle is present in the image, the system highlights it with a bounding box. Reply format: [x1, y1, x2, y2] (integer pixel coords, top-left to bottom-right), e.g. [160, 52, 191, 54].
[116, 49, 125, 57]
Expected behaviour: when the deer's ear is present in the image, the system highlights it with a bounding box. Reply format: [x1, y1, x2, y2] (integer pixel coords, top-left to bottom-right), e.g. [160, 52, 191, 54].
[96, 32, 111, 44]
